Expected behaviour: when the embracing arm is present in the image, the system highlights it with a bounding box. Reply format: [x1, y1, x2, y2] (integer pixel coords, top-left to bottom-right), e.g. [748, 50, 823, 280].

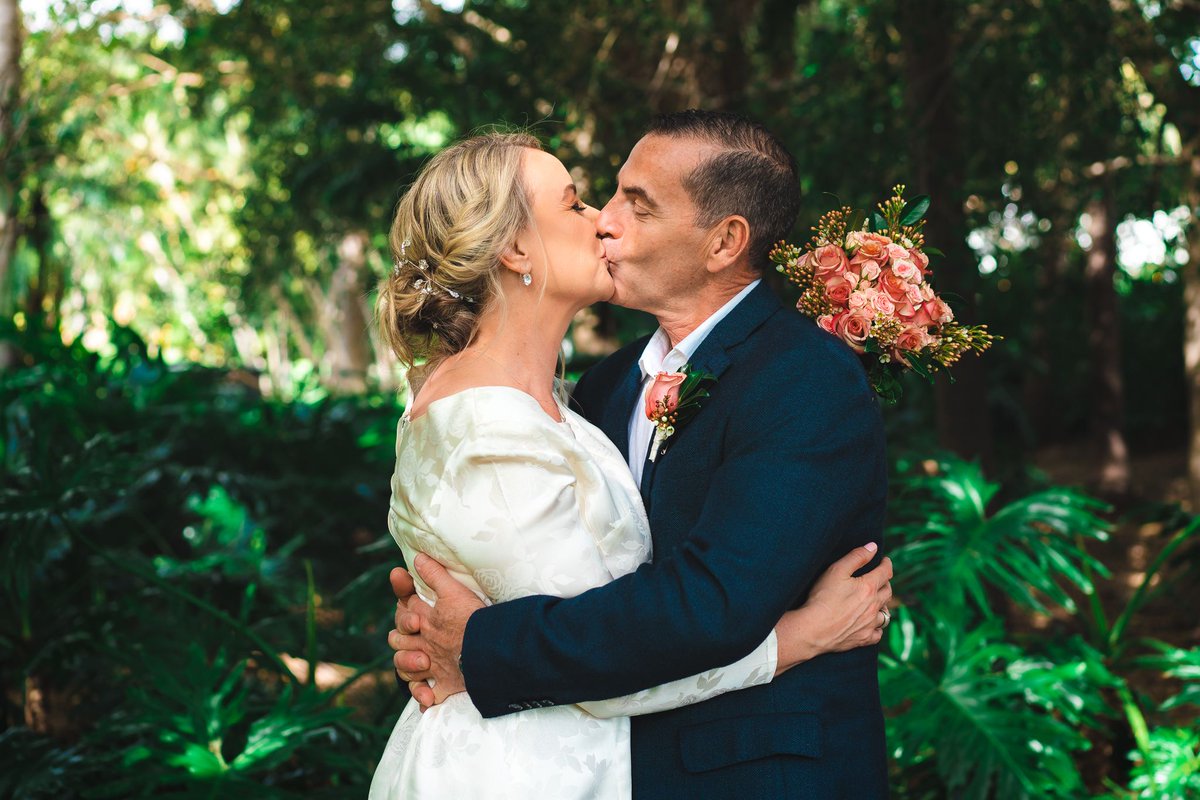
[461, 352, 887, 717]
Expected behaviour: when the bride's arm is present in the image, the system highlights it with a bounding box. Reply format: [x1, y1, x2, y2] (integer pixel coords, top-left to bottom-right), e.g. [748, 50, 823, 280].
[576, 546, 891, 719]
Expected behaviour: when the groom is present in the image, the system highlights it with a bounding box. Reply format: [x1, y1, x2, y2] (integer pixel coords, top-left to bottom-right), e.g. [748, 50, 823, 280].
[391, 110, 890, 797]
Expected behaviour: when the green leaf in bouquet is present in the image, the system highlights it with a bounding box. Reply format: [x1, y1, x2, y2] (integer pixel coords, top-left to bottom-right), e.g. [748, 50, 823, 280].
[846, 209, 867, 236]
[872, 211, 887, 232]
[899, 195, 931, 226]
[923, 246, 945, 257]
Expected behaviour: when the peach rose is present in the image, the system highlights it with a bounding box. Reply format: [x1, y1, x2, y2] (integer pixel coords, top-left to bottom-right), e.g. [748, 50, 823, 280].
[878, 268, 909, 302]
[905, 284, 925, 306]
[886, 243, 910, 263]
[825, 275, 853, 306]
[909, 304, 936, 328]
[817, 313, 838, 334]
[645, 371, 685, 419]
[910, 248, 931, 275]
[931, 297, 954, 324]
[850, 233, 892, 268]
[860, 260, 882, 282]
[845, 230, 867, 253]
[810, 245, 850, 279]
[895, 325, 931, 353]
[836, 310, 873, 352]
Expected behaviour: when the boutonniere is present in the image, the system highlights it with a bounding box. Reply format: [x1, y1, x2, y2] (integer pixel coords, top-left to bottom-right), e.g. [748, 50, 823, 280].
[645, 364, 717, 462]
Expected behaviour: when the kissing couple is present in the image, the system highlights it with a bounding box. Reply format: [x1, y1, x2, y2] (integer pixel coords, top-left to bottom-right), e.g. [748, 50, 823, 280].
[370, 110, 893, 799]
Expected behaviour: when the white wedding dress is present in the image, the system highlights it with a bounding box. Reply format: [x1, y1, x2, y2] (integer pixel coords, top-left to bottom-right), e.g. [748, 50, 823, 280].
[369, 386, 777, 799]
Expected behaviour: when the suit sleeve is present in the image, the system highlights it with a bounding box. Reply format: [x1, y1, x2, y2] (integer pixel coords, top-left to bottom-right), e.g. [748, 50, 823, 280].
[461, 346, 885, 717]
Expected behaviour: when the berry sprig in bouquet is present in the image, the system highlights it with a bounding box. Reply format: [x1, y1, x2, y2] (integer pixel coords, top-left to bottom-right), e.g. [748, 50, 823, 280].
[769, 185, 996, 403]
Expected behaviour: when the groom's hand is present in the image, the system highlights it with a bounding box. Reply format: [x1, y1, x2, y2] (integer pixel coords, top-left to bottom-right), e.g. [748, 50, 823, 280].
[391, 553, 484, 705]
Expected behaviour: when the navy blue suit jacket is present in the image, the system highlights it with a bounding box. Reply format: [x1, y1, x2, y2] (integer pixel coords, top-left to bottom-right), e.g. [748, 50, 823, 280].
[461, 282, 889, 798]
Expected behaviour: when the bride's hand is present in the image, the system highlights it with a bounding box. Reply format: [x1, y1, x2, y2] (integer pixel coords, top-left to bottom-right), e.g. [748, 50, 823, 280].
[773, 544, 893, 675]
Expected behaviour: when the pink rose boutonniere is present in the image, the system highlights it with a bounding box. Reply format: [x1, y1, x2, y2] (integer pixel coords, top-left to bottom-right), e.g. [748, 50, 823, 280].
[645, 364, 717, 462]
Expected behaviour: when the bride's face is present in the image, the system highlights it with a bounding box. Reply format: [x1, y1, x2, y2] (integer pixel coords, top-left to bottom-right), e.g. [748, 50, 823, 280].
[516, 149, 612, 308]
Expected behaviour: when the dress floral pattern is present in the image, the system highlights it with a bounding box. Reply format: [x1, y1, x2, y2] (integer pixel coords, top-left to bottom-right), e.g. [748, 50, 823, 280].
[369, 386, 777, 799]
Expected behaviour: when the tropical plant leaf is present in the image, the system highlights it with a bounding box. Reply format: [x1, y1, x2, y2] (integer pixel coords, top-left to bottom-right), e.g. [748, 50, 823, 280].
[880, 610, 1091, 799]
[887, 458, 1111, 624]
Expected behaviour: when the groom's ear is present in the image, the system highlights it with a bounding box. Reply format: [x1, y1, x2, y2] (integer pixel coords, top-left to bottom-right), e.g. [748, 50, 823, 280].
[704, 215, 751, 274]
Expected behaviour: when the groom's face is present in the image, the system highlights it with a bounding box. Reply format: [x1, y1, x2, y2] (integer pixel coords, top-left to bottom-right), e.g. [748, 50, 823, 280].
[596, 135, 717, 315]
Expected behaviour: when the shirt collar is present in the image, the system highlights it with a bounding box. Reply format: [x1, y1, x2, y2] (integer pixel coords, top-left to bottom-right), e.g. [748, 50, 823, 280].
[637, 279, 761, 380]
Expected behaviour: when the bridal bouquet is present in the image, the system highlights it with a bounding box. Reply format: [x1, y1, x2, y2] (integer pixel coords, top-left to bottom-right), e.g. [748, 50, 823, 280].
[769, 185, 996, 402]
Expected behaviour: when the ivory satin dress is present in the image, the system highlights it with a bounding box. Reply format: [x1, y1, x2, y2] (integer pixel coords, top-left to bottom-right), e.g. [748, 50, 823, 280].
[369, 386, 777, 799]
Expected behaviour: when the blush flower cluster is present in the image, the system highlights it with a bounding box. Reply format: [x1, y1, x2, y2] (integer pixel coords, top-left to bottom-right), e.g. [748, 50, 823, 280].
[771, 186, 996, 401]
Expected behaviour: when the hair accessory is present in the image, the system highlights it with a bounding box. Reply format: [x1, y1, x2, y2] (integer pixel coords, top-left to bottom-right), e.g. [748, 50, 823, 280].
[522, 272, 533, 287]
[394, 238, 477, 304]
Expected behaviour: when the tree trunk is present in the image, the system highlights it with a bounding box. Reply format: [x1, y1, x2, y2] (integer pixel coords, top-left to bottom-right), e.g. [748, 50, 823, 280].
[1083, 185, 1130, 496]
[0, 0, 22, 318]
[1023, 206, 1075, 443]
[1184, 153, 1200, 509]
[898, 0, 993, 466]
[324, 230, 373, 393]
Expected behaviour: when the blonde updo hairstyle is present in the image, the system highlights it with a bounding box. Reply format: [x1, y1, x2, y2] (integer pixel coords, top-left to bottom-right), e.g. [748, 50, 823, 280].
[376, 132, 541, 367]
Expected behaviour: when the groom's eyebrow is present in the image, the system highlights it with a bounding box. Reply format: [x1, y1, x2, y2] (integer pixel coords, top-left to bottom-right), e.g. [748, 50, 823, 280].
[621, 184, 658, 210]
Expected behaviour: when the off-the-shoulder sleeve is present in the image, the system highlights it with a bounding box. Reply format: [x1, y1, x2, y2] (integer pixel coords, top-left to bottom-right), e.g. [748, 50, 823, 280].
[422, 409, 776, 715]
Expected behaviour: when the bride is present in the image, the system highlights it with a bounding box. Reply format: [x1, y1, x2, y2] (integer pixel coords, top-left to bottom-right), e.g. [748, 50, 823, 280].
[369, 132, 892, 798]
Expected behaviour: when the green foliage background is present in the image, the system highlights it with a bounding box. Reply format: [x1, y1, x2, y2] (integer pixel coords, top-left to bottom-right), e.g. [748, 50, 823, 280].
[3, 0, 1200, 798]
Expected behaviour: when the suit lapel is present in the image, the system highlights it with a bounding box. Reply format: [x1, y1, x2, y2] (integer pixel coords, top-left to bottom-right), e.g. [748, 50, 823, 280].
[640, 281, 783, 503]
[599, 358, 643, 462]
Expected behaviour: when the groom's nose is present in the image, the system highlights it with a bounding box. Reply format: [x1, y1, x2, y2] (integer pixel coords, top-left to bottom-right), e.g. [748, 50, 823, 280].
[595, 201, 620, 241]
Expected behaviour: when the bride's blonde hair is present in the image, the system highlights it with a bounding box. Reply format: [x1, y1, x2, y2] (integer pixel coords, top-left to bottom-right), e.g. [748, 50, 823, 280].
[376, 132, 541, 367]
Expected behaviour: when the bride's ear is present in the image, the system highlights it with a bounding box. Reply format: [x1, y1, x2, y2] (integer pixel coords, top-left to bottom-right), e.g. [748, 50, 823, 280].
[499, 234, 531, 278]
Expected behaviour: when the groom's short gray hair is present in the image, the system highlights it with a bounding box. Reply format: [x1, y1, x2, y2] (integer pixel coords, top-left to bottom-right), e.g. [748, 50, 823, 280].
[644, 110, 800, 270]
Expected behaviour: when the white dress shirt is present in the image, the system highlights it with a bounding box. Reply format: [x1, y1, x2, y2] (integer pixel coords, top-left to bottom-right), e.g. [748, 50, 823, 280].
[626, 279, 760, 485]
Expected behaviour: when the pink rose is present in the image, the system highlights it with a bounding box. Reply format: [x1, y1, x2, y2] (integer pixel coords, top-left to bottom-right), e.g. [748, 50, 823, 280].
[872, 292, 896, 316]
[878, 268, 909, 302]
[893, 259, 922, 284]
[848, 288, 875, 311]
[920, 284, 935, 302]
[905, 284, 925, 306]
[836, 310, 873, 352]
[860, 260, 882, 282]
[825, 275, 853, 306]
[817, 313, 838, 334]
[850, 233, 892, 269]
[810, 245, 850, 279]
[845, 230, 867, 253]
[645, 371, 686, 419]
[886, 243, 910, 263]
